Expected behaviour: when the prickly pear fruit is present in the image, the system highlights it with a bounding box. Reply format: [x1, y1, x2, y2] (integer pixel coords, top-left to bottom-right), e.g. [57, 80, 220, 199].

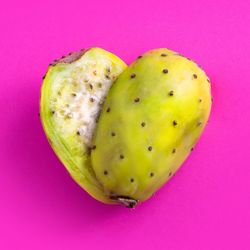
[91, 48, 212, 207]
[40, 48, 127, 204]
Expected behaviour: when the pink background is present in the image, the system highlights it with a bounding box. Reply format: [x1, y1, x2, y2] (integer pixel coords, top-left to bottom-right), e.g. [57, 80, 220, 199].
[1, 0, 250, 249]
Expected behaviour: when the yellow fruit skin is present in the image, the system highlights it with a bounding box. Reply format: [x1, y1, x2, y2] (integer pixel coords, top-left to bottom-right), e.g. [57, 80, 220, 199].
[91, 48, 212, 204]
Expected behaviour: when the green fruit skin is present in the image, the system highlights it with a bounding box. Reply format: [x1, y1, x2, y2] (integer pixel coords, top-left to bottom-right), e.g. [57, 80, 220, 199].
[91, 48, 212, 203]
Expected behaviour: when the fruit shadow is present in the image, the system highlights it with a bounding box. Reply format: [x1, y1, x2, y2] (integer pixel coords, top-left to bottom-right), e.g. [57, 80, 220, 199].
[4, 81, 127, 230]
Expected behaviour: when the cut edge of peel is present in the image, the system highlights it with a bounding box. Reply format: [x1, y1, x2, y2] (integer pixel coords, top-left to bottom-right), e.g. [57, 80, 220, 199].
[50, 49, 88, 66]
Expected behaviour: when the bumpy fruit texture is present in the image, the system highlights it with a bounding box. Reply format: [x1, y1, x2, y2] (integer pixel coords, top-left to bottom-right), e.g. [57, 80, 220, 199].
[91, 48, 212, 206]
[40, 48, 127, 204]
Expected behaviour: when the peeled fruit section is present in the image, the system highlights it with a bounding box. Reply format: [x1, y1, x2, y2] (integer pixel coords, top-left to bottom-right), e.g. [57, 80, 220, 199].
[40, 48, 127, 204]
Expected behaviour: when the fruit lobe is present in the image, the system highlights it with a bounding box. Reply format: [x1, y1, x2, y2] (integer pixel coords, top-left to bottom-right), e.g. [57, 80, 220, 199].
[91, 48, 212, 205]
[40, 47, 127, 204]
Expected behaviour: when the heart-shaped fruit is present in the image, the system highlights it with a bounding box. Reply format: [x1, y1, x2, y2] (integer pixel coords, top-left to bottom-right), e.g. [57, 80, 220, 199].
[40, 48, 212, 208]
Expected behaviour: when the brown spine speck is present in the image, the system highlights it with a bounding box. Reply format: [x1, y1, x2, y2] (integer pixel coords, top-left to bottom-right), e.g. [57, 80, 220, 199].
[193, 74, 198, 79]
[169, 90, 174, 96]
[130, 73, 136, 79]
[173, 120, 178, 126]
[148, 146, 153, 151]
[198, 64, 202, 69]
[134, 97, 140, 103]
[106, 107, 110, 113]
[163, 69, 168, 74]
[95, 113, 100, 123]
[161, 53, 167, 57]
